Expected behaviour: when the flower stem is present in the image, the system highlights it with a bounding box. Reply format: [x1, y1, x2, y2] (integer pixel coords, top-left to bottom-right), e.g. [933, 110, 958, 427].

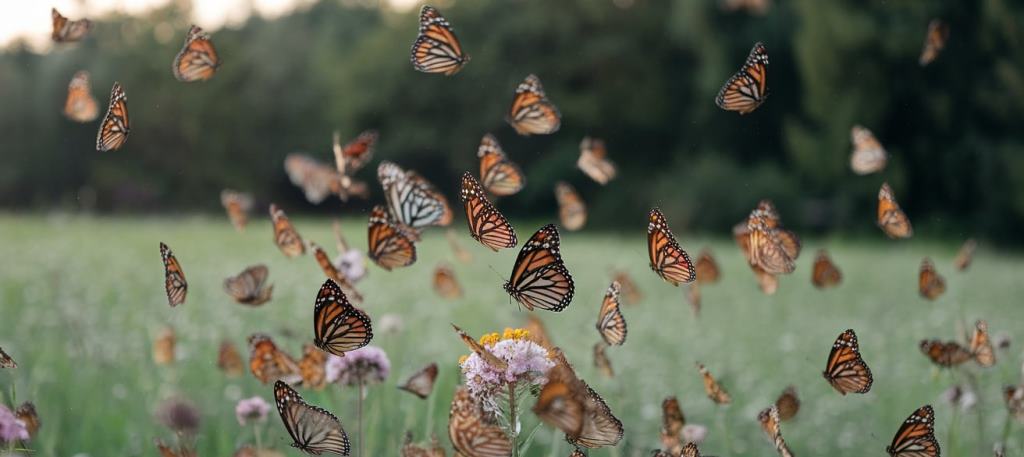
[508, 383, 519, 457]
[253, 422, 262, 454]
[357, 378, 365, 457]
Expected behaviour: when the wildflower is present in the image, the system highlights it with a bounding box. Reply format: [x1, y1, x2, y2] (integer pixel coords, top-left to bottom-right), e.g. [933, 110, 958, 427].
[0, 404, 29, 442]
[155, 396, 201, 435]
[235, 396, 271, 426]
[458, 327, 553, 414]
[681, 424, 708, 444]
[334, 249, 367, 283]
[325, 345, 390, 386]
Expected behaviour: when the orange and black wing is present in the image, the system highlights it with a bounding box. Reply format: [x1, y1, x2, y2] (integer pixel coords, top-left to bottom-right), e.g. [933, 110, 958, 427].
[918, 258, 946, 300]
[64, 71, 99, 122]
[335, 130, 378, 175]
[503, 224, 574, 312]
[398, 363, 439, 399]
[159, 242, 187, 307]
[822, 329, 873, 394]
[247, 334, 299, 384]
[812, 250, 842, 289]
[878, 183, 913, 239]
[969, 320, 995, 367]
[0, 347, 17, 368]
[647, 208, 696, 285]
[507, 74, 561, 135]
[172, 25, 220, 82]
[477, 134, 525, 196]
[52, 8, 92, 42]
[555, 182, 587, 231]
[410, 5, 468, 75]
[270, 204, 306, 257]
[312, 279, 373, 357]
[595, 281, 627, 346]
[96, 82, 129, 151]
[715, 42, 769, 114]
[460, 172, 517, 251]
[886, 405, 939, 457]
[449, 386, 513, 457]
[918, 20, 950, 66]
[919, 340, 973, 367]
[696, 363, 731, 404]
[367, 205, 418, 270]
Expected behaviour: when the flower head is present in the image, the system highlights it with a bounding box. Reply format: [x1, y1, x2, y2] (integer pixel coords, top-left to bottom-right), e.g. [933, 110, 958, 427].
[325, 345, 391, 386]
[156, 396, 202, 435]
[334, 249, 367, 283]
[235, 396, 271, 426]
[459, 328, 553, 412]
[0, 404, 29, 442]
[681, 424, 708, 444]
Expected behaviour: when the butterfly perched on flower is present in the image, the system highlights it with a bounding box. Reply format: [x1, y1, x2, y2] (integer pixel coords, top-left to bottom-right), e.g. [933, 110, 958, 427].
[172, 25, 220, 82]
[398, 363, 438, 399]
[850, 125, 887, 175]
[248, 333, 300, 384]
[433, 264, 463, 300]
[274, 380, 351, 455]
[919, 339, 972, 368]
[886, 405, 940, 457]
[0, 347, 15, 368]
[96, 82, 129, 151]
[477, 134, 525, 196]
[811, 250, 842, 289]
[648, 208, 696, 286]
[918, 257, 946, 300]
[367, 205, 418, 271]
[504, 224, 575, 312]
[153, 326, 176, 365]
[969, 320, 995, 367]
[15, 401, 40, 439]
[220, 190, 253, 232]
[696, 363, 731, 404]
[217, 340, 244, 377]
[577, 137, 617, 185]
[224, 264, 273, 306]
[379, 161, 453, 230]
[822, 329, 873, 395]
[757, 405, 794, 457]
[592, 342, 614, 378]
[51, 8, 91, 43]
[595, 281, 627, 346]
[270, 204, 305, 257]
[410, 5, 469, 75]
[313, 279, 372, 357]
[715, 42, 769, 114]
[919, 20, 950, 66]
[694, 249, 720, 284]
[460, 172, 517, 251]
[449, 385, 512, 457]
[953, 238, 977, 271]
[774, 386, 800, 421]
[534, 349, 624, 448]
[507, 74, 561, 135]
[555, 182, 587, 232]
[63, 71, 98, 122]
[877, 183, 913, 239]
[159, 242, 187, 307]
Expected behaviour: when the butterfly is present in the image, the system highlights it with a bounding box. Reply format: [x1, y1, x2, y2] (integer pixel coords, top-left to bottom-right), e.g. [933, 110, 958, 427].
[681, 443, 713, 457]
[477, 134, 525, 196]
[220, 190, 253, 232]
[919, 340, 972, 367]
[433, 264, 463, 300]
[697, 363, 731, 404]
[172, 25, 220, 82]
[366, 206, 418, 270]
[953, 238, 977, 271]
[452, 324, 508, 370]
[747, 208, 797, 275]
[648, 208, 696, 285]
[248, 333, 300, 384]
[507, 74, 561, 135]
[886, 405, 939, 457]
[877, 183, 913, 239]
[593, 341, 614, 378]
[735, 223, 781, 295]
[298, 343, 328, 390]
[313, 279, 372, 357]
[398, 363, 439, 399]
[153, 326, 176, 365]
[15, 401, 40, 439]
[569, 448, 586, 457]
[446, 229, 473, 264]
[970, 320, 995, 367]
[224, 264, 274, 306]
[401, 432, 446, 457]
[159, 242, 187, 307]
[919, 20, 950, 66]
[51, 8, 91, 42]
[524, 314, 555, 351]
[715, 42, 769, 114]
[754, 267, 779, 295]
[661, 396, 686, 441]
[96, 82, 130, 151]
[449, 385, 513, 457]
[774, 386, 800, 421]
[270, 204, 306, 257]
[694, 249, 720, 284]
[274, 380, 351, 455]
[217, 340, 244, 377]
[1004, 385, 1024, 421]
[156, 439, 196, 457]
[504, 224, 575, 312]
[577, 137, 617, 185]
[378, 161, 453, 229]
[0, 347, 16, 368]
[918, 258, 946, 300]
[850, 125, 888, 175]
[410, 5, 469, 75]
[312, 242, 364, 302]
[611, 271, 643, 305]
[535, 350, 624, 448]
[811, 250, 842, 289]
[553, 182, 588, 232]
[822, 329, 873, 395]
[595, 281, 627, 346]
[284, 154, 347, 204]
[757, 405, 794, 457]
[460, 172, 517, 251]
[63, 71, 98, 122]
[333, 130, 378, 177]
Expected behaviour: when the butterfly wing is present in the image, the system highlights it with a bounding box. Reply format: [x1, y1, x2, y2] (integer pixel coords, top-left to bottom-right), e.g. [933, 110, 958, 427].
[217, 341, 244, 376]
[367, 206, 418, 270]
[449, 386, 514, 457]
[477, 134, 525, 196]
[715, 42, 769, 114]
[379, 161, 453, 229]
[507, 74, 561, 135]
[850, 125, 887, 175]
[953, 238, 977, 271]
[313, 279, 373, 357]
[592, 342, 614, 378]
[555, 182, 587, 231]
[886, 405, 940, 457]
[811, 250, 842, 289]
[970, 320, 995, 367]
[775, 386, 800, 421]
[577, 137, 617, 185]
[96, 82, 129, 151]
[335, 130, 378, 175]
[274, 380, 351, 455]
[452, 324, 508, 370]
[410, 6, 469, 75]
[159, 242, 188, 307]
[270, 204, 306, 257]
[52, 8, 92, 42]
[647, 208, 696, 285]
[503, 224, 575, 312]
[0, 347, 15, 368]
[920, 340, 973, 367]
[433, 264, 463, 299]
[918, 20, 950, 66]
[14, 402, 40, 438]
[694, 249, 720, 284]
[918, 258, 946, 300]
[661, 396, 685, 437]
[822, 329, 873, 394]
[224, 264, 272, 305]
[878, 183, 914, 239]
[595, 281, 627, 346]
[64, 71, 98, 122]
[172, 25, 220, 82]
[697, 363, 731, 404]
[248, 334, 300, 384]
[398, 363, 439, 399]
[460, 172, 517, 251]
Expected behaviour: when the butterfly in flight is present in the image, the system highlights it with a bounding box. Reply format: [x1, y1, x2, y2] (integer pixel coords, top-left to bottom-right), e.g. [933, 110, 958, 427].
[886, 405, 940, 457]
[697, 363, 731, 404]
[774, 385, 800, 421]
[449, 385, 513, 457]
[477, 134, 525, 196]
[159, 242, 187, 307]
[220, 190, 253, 232]
[310, 242, 364, 303]
[152, 326, 176, 366]
[811, 250, 842, 289]
[919, 20, 950, 66]
[507, 74, 561, 135]
[850, 125, 888, 175]
[274, 380, 351, 455]
[715, 42, 769, 114]
[96, 82, 129, 151]
[397, 362, 438, 399]
[694, 249, 721, 284]
[14, 401, 40, 439]
[172, 25, 220, 82]
[432, 263, 463, 300]
[555, 182, 587, 232]
[452, 324, 508, 370]
[757, 405, 794, 457]
[648, 208, 696, 286]
[284, 154, 348, 204]
[919, 339, 972, 368]
[367, 205, 418, 270]
[534, 349, 624, 449]
[504, 224, 575, 312]
[51, 8, 92, 42]
[460, 172, 517, 251]
[298, 343, 328, 390]
[378, 161, 453, 230]
[248, 333, 300, 384]
[313, 279, 373, 357]
[400, 432, 446, 457]
[410, 5, 469, 75]
[595, 281, 627, 346]
[918, 257, 946, 300]
[0, 347, 17, 368]
[953, 238, 977, 271]
[217, 340, 244, 377]
[611, 271, 643, 305]
[63, 71, 98, 122]
[660, 396, 685, 451]
[333, 130, 378, 177]
[746, 206, 797, 275]
[224, 264, 273, 306]
[822, 329, 873, 395]
[577, 137, 617, 185]
[969, 320, 995, 367]
[269, 204, 305, 257]
[877, 182, 913, 239]
[592, 341, 614, 378]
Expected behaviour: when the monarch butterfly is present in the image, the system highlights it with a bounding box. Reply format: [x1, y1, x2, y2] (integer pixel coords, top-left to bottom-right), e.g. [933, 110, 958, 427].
[51, 8, 91, 43]
[284, 154, 357, 204]
[460, 172, 517, 251]
[577, 137, 617, 185]
[919, 339, 972, 368]
[172, 25, 220, 82]
[697, 363, 731, 404]
[410, 5, 469, 75]
[274, 380, 351, 456]
[534, 380, 584, 442]
[535, 349, 623, 448]
[811, 250, 842, 289]
[918, 257, 946, 300]
[850, 125, 888, 175]
[569, 448, 586, 457]
[504, 224, 575, 312]
[878, 183, 913, 239]
[313, 279, 373, 357]
[919, 20, 950, 66]
[0, 347, 15, 368]
[96, 82, 129, 151]
[648, 208, 696, 285]
[715, 42, 769, 114]
[477, 134, 525, 196]
[333, 130, 378, 177]
[681, 443, 707, 457]
[774, 385, 800, 421]
[445, 229, 473, 264]
[953, 238, 977, 271]
[367, 205, 418, 271]
[757, 405, 794, 457]
[401, 432, 446, 457]
[248, 333, 300, 384]
[969, 320, 995, 367]
[15, 401, 40, 439]
[224, 264, 273, 306]
[63, 71, 98, 122]
[270, 204, 305, 258]
[595, 281, 627, 346]
[592, 341, 614, 378]
[452, 324, 508, 370]
[886, 405, 939, 457]
[694, 249, 721, 284]
[611, 271, 643, 305]
[747, 208, 797, 275]
[524, 314, 555, 351]
[379, 161, 453, 229]
[217, 340, 244, 377]
[555, 182, 587, 232]
[449, 386, 513, 457]
[159, 242, 188, 307]
[735, 222, 780, 295]
[686, 283, 701, 317]
[297, 343, 328, 390]
[507, 74, 561, 136]
[155, 439, 194, 457]
[661, 396, 685, 439]
[153, 326, 176, 366]
[1005, 385, 1024, 421]
[398, 363, 438, 399]
[822, 329, 873, 395]
[220, 190, 253, 232]
[432, 264, 463, 299]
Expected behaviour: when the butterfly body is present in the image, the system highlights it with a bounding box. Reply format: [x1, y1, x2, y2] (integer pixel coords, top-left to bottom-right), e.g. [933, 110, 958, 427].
[96, 82, 129, 151]
[224, 264, 273, 306]
[504, 224, 574, 312]
[595, 281, 627, 346]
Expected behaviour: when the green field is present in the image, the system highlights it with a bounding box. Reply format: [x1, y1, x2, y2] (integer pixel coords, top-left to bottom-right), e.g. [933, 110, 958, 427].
[0, 214, 1021, 457]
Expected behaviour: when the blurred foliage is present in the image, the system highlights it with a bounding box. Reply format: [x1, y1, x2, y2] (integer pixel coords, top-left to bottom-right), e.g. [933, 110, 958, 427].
[1, 0, 1023, 242]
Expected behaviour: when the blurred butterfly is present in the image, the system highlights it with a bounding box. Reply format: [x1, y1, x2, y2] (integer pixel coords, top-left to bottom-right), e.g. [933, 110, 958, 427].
[96, 82, 129, 151]
[577, 137, 617, 185]
[15, 401, 40, 439]
[410, 5, 469, 75]
[661, 396, 685, 444]
[224, 264, 274, 306]
[757, 405, 794, 457]
[524, 314, 555, 351]
[63, 71, 98, 122]
[1004, 385, 1024, 421]
[774, 385, 800, 421]
[918, 20, 950, 66]
[153, 326, 176, 366]
[172, 25, 220, 82]
[401, 431, 446, 457]
[507, 74, 561, 136]
[433, 264, 463, 300]
[366, 205, 418, 271]
[156, 439, 196, 457]
[569, 448, 586, 457]
[449, 385, 513, 457]
[274, 380, 351, 456]
[284, 154, 350, 204]
[953, 238, 977, 271]
[697, 363, 731, 404]
[298, 343, 328, 390]
[217, 340, 244, 377]
[333, 130, 378, 177]
[595, 281, 627, 346]
[811, 250, 842, 289]
[970, 320, 995, 367]
[849, 125, 887, 175]
[686, 283, 701, 317]
[554, 182, 587, 232]
[398, 363, 439, 399]
[877, 183, 913, 239]
[504, 224, 575, 312]
[270, 204, 306, 257]
[51, 8, 91, 42]
[159, 242, 187, 307]
[220, 190, 253, 232]
[747, 208, 797, 275]
[593, 342, 614, 378]
[715, 42, 769, 114]
[452, 324, 508, 370]
[534, 349, 623, 449]
[0, 347, 15, 368]
[822, 329, 873, 395]
[460, 172, 517, 251]
[918, 258, 946, 300]
[681, 442, 713, 457]
[886, 405, 939, 457]
[610, 271, 642, 305]
[919, 339, 972, 367]
[312, 242, 364, 302]
[379, 161, 453, 229]
[248, 333, 300, 384]
[313, 279, 372, 357]
[648, 208, 696, 285]
[446, 229, 473, 264]
[735, 222, 780, 295]
[477, 134, 525, 196]
[694, 249, 720, 284]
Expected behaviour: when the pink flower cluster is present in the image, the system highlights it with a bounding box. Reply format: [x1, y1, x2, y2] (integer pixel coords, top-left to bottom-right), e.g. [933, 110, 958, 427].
[0, 404, 28, 442]
[235, 396, 271, 426]
[325, 345, 391, 386]
[460, 337, 553, 410]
